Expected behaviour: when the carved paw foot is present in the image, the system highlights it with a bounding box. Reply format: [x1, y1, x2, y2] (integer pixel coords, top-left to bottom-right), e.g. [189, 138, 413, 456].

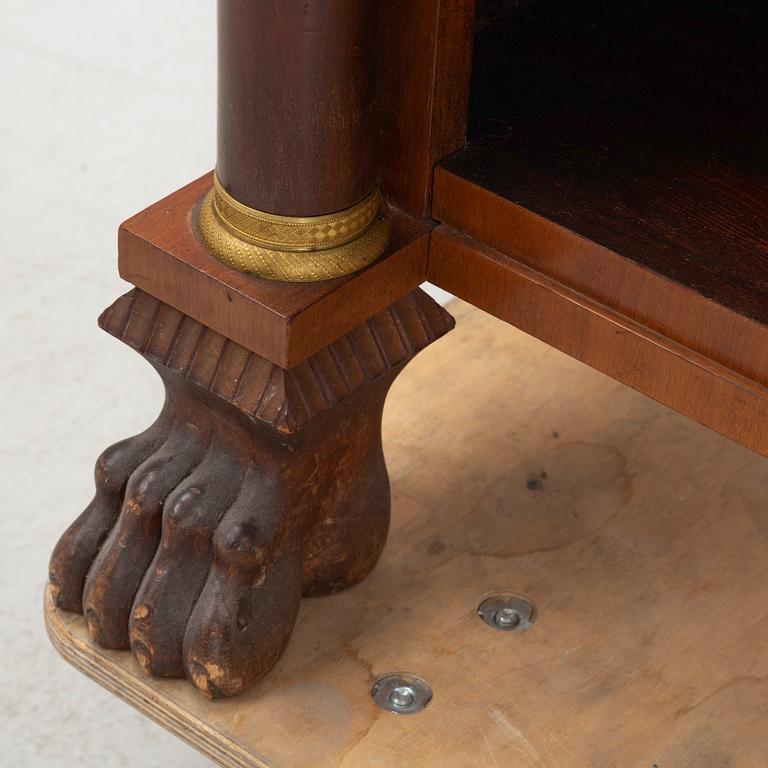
[49, 287, 454, 697]
[51, 420, 309, 697]
[49, 401, 390, 698]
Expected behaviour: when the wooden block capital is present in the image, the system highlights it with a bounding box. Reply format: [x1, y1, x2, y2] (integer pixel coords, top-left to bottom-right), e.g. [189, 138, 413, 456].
[118, 174, 431, 368]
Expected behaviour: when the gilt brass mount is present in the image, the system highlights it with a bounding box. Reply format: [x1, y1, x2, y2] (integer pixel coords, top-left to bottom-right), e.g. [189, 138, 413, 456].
[198, 173, 391, 282]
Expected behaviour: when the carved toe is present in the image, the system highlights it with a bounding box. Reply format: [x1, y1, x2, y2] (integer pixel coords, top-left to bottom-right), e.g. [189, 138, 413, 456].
[128, 449, 246, 677]
[81, 423, 209, 648]
[49, 423, 167, 612]
[182, 471, 303, 698]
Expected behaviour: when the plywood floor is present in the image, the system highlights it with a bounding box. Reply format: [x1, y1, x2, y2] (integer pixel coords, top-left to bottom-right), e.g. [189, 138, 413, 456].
[46, 300, 768, 768]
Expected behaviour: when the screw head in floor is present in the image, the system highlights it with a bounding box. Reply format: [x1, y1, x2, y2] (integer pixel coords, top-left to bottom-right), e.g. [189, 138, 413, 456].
[477, 593, 536, 632]
[372, 673, 432, 715]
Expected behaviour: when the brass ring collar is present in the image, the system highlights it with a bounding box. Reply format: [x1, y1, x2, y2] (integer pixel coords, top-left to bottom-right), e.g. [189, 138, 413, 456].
[212, 174, 381, 252]
[198, 174, 391, 282]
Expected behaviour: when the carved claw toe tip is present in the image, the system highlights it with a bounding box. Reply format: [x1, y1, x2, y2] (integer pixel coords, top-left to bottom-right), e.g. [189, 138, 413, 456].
[48, 578, 61, 604]
[187, 659, 244, 700]
[132, 640, 153, 674]
[85, 609, 100, 641]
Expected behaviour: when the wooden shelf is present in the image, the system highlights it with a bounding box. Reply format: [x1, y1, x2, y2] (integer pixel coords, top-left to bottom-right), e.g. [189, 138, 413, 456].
[431, 0, 768, 452]
[435, 0, 768, 329]
[440, 0, 768, 321]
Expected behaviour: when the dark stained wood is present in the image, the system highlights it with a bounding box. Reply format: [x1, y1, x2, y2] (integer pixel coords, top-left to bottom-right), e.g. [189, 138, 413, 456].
[50, 287, 454, 698]
[217, 0, 381, 215]
[430, 226, 768, 458]
[473, 0, 543, 29]
[51, 0, 468, 706]
[118, 173, 430, 368]
[378, 0, 475, 217]
[433, 0, 768, 390]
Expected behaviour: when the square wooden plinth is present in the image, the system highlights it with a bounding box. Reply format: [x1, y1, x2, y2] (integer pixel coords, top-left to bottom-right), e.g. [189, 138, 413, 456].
[46, 301, 768, 768]
[118, 173, 430, 368]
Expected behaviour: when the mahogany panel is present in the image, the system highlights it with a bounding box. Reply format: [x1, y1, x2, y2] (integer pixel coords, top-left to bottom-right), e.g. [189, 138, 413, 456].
[118, 174, 429, 368]
[378, 0, 475, 217]
[430, 227, 768, 457]
[433, 167, 768, 390]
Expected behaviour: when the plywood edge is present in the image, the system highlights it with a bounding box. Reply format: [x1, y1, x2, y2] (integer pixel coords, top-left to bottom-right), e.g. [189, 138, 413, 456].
[44, 586, 269, 768]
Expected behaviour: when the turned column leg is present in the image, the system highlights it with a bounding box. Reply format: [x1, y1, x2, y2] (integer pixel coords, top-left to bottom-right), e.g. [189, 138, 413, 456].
[50, 288, 453, 697]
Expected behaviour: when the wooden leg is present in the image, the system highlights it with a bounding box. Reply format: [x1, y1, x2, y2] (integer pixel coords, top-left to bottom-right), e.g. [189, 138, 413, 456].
[49, 287, 453, 698]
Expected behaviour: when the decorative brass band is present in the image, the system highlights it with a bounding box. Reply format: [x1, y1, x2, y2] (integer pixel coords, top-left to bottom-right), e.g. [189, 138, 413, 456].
[197, 175, 391, 282]
[212, 174, 381, 252]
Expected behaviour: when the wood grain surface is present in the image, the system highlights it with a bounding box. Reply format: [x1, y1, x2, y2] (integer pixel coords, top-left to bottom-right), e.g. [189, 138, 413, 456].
[217, 0, 381, 215]
[430, 227, 768, 458]
[118, 174, 430, 368]
[47, 300, 768, 767]
[451, 1, 768, 323]
[378, 0, 475, 217]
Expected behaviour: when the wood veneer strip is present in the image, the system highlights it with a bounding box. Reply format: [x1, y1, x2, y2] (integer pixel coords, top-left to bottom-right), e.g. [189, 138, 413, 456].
[429, 226, 768, 456]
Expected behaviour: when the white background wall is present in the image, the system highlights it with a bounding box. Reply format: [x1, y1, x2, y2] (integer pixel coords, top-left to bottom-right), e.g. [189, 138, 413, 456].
[0, 2, 449, 766]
